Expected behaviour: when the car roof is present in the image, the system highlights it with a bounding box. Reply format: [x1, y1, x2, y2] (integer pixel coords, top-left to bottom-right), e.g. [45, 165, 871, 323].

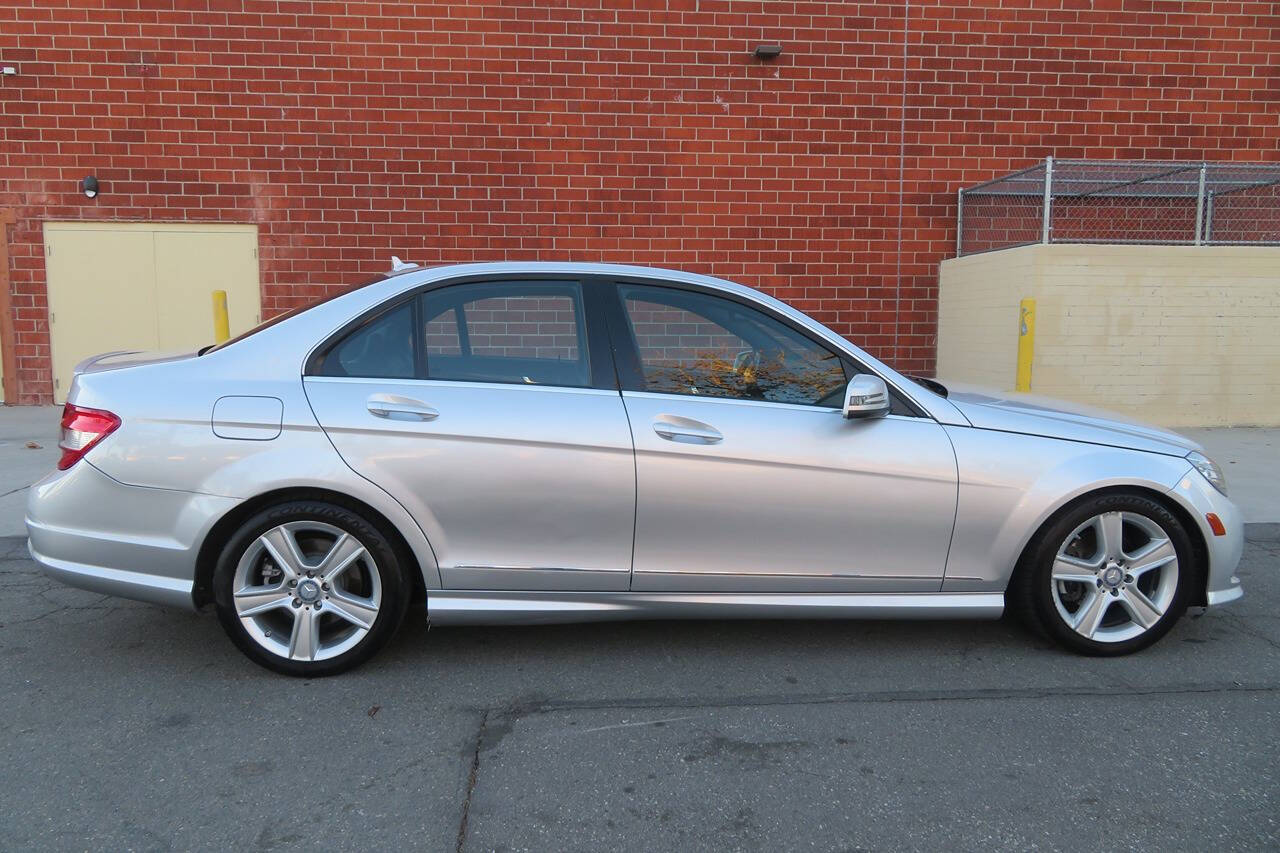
[389, 261, 748, 292]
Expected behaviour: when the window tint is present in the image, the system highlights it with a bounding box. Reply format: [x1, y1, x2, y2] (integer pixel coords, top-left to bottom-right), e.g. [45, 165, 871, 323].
[618, 284, 847, 406]
[425, 306, 462, 356]
[317, 300, 415, 379]
[421, 281, 590, 387]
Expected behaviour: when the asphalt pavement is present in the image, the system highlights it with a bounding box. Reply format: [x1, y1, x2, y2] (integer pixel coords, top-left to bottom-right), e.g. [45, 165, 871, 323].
[1, 527, 1277, 850]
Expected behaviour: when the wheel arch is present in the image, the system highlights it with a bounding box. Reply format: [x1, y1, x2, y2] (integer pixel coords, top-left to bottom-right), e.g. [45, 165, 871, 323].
[1009, 484, 1209, 607]
[193, 487, 428, 609]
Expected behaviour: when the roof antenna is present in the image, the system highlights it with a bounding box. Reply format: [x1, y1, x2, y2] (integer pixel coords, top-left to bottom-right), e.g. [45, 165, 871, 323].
[389, 256, 420, 273]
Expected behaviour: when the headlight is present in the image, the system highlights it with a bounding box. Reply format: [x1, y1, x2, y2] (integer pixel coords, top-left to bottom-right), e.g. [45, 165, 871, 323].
[1187, 451, 1228, 496]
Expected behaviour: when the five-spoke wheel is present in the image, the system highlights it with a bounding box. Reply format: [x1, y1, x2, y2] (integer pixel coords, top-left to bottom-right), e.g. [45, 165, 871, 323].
[231, 521, 383, 662]
[1013, 493, 1195, 655]
[213, 501, 408, 676]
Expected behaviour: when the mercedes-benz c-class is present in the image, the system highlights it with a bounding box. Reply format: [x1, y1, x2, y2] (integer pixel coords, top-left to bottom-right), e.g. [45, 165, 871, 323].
[27, 262, 1243, 675]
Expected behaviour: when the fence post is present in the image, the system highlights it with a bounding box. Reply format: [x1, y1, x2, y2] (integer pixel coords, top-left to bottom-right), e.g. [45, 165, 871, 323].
[956, 187, 964, 257]
[1204, 191, 1215, 244]
[1040, 156, 1054, 244]
[1194, 163, 1207, 245]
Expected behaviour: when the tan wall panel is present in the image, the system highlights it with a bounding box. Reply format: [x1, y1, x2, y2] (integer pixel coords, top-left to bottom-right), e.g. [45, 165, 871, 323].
[154, 229, 260, 350]
[937, 244, 1280, 427]
[44, 225, 159, 403]
[43, 222, 260, 403]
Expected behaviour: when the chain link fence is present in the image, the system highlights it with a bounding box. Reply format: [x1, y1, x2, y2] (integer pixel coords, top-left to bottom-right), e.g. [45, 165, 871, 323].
[957, 159, 1280, 256]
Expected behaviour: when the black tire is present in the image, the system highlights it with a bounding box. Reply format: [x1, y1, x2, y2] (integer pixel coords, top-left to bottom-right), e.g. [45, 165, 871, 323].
[1009, 492, 1196, 656]
[213, 500, 410, 676]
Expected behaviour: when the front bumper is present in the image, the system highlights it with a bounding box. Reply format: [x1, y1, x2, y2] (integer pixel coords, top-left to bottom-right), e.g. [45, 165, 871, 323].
[1166, 465, 1245, 607]
[25, 461, 238, 609]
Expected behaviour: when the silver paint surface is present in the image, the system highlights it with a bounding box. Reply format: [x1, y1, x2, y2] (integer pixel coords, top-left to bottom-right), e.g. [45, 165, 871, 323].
[23, 262, 1244, 624]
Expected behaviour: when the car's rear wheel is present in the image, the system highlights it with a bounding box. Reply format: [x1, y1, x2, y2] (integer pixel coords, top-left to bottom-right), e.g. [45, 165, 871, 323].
[213, 501, 409, 676]
[1013, 493, 1195, 655]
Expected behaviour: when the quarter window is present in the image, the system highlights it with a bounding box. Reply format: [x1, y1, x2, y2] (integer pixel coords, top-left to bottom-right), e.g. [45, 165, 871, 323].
[316, 300, 416, 379]
[617, 284, 847, 407]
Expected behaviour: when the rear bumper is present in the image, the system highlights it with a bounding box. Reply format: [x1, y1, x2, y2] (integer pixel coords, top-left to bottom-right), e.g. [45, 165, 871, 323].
[25, 462, 238, 610]
[27, 540, 196, 609]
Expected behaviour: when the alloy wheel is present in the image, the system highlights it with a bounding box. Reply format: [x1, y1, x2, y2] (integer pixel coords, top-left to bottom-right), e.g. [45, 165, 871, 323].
[1050, 510, 1179, 643]
[231, 521, 383, 662]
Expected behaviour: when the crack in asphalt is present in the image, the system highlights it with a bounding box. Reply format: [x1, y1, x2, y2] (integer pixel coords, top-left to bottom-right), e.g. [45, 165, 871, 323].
[1216, 610, 1280, 652]
[455, 709, 488, 853]
[456, 680, 1280, 758]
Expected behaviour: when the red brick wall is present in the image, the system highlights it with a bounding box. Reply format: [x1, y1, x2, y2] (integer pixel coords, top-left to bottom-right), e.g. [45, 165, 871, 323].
[2, 1, 1277, 403]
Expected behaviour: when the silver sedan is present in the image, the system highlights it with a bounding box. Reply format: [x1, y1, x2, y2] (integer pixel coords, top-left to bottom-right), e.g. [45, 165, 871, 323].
[26, 262, 1244, 675]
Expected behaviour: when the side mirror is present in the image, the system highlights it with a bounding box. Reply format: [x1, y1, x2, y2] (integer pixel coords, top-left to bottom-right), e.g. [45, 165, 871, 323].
[842, 374, 891, 420]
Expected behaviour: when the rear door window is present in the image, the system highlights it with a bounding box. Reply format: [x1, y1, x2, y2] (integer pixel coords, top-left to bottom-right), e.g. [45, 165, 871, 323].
[420, 281, 591, 387]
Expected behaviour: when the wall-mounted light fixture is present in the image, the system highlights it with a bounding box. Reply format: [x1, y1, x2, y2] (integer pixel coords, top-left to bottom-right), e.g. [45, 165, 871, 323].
[753, 44, 783, 61]
[80, 176, 99, 199]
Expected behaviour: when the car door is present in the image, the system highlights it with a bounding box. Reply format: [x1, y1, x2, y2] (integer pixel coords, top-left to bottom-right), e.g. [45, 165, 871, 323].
[606, 281, 959, 593]
[303, 278, 636, 591]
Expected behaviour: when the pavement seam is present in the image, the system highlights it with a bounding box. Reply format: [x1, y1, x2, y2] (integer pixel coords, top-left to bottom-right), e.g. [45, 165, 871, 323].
[473, 681, 1280, 723]
[455, 708, 488, 853]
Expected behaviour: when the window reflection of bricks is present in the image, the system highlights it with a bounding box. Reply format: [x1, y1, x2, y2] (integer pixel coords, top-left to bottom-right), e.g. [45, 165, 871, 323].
[425, 298, 580, 361]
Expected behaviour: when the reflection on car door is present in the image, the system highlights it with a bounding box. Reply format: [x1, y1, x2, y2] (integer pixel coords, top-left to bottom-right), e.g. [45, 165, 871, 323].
[606, 282, 959, 593]
[304, 279, 637, 591]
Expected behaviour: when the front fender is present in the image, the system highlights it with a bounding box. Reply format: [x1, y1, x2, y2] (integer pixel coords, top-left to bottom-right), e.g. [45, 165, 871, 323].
[941, 426, 1194, 592]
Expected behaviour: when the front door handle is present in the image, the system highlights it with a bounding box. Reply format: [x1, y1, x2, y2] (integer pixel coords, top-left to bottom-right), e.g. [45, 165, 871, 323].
[366, 394, 439, 421]
[652, 416, 723, 444]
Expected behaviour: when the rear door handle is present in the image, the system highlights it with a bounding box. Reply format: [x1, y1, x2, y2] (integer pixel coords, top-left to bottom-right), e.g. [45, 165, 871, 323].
[366, 394, 439, 421]
[652, 416, 723, 444]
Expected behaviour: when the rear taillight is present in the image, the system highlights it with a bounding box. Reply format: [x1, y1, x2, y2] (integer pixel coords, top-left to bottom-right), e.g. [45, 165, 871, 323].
[57, 403, 121, 470]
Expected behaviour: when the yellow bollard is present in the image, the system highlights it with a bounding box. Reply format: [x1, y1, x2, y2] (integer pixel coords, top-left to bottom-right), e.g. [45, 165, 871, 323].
[1016, 298, 1035, 392]
[212, 290, 230, 343]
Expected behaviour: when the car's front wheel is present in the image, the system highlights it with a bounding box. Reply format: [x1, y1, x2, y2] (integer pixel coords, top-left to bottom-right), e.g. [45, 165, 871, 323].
[212, 501, 409, 676]
[1014, 493, 1196, 655]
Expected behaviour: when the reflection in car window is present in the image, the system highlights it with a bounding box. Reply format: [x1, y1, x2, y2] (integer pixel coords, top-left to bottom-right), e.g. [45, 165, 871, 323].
[420, 281, 590, 387]
[317, 300, 416, 379]
[618, 285, 846, 406]
[424, 306, 462, 356]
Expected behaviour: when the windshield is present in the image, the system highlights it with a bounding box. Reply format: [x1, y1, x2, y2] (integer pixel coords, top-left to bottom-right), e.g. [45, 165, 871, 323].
[201, 275, 387, 355]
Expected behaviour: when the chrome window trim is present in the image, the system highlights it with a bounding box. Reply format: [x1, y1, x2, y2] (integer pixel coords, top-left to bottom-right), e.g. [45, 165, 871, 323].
[620, 388, 923, 422]
[303, 375, 623, 398]
[296, 264, 968, 425]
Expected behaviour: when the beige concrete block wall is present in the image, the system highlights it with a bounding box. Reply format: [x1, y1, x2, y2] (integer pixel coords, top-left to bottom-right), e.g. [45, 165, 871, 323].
[937, 244, 1280, 427]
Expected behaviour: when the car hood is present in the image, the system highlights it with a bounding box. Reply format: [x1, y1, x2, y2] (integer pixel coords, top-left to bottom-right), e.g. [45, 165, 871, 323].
[943, 384, 1201, 457]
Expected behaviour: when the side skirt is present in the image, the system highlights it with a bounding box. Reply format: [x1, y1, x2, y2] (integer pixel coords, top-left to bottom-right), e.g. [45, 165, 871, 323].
[426, 591, 1004, 626]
